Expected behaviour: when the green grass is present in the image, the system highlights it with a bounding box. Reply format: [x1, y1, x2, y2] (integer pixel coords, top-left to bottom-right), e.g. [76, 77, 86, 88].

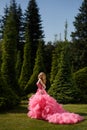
[0, 101, 87, 130]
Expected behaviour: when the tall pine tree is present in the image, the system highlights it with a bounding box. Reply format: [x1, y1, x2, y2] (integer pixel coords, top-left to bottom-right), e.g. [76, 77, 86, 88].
[25, 40, 45, 94]
[24, 0, 44, 70]
[18, 34, 32, 94]
[71, 0, 87, 71]
[50, 42, 63, 84]
[0, 6, 20, 110]
[71, 0, 87, 43]
[10, 0, 23, 50]
[0, 5, 9, 40]
[49, 43, 75, 104]
[1, 5, 19, 96]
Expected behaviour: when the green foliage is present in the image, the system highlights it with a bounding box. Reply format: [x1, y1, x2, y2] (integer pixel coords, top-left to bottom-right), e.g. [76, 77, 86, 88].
[1, 5, 20, 106]
[18, 35, 32, 93]
[0, 42, 2, 66]
[15, 50, 22, 80]
[50, 42, 63, 84]
[0, 5, 9, 39]
[25, 0, 44, 70]
[0, 88, 19, 111]
[25, 41, 45, 94]
[73, 67, 87, 103]
[0, 0, 87, 110]
[70, 42, 87, 72]
[43, 42, 54, 74]
[1, 11, 18, 90]
[71, 0, 87, 71]
[71, 0, 87, 43]
[49, 43, 75, 104]
[0, 72, 19, 111]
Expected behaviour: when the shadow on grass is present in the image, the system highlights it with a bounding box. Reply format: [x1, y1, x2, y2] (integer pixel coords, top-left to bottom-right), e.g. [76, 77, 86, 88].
[78, 112, 87, 117]
[0, 102, 87, 118]
[10, 105, 28, 114]
[0, 104, 28, 114]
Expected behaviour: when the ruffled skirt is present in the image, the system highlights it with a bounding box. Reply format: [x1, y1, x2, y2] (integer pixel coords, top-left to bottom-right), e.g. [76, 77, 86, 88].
[27, 89, 84, 124]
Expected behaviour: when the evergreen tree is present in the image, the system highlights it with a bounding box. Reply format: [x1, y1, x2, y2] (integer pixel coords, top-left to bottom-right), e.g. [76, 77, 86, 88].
[1, 7, 19, 96]
[10, 0, 23, 50]
[43, 42, 54, 75]
[16, 50, 22, 80]
[0, 5, 9, 40]
[70, 42, 87, 72]
[0, 73, 19, 111]
[73, 67, 87, 103]
[71, 0, 87, 71]
[18, 34, 32, 94]
[9, 0, 24, 84]
[25, 40, 45, 94]
[49, 43, 75, 104]
[17, 5, 24, 51]
[50, 50, 58, 84]
[24, 0, 44, 70]
[50, 42, 63, 84]
[0, 6, 20, 109]
[71, 0, 87, 43]
[0, 42, 2, 66]
[0, 0, 23, 49]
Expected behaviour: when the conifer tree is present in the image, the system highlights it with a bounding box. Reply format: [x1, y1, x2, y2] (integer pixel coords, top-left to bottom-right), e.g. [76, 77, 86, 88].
[0, 0, 23, 49]
[18, 34, 32, 93]
[73, 67, 87, 103]
[50, 50, 58, 84]
[71, 0, 87, 71]
[49, 43, 75, 103]
[0, 6, 20, 108]
[50, 42, 63, 84]
[0, 5, 9, 40]
[25, 40, 45, 94]
[71, 0, 87, 43]
[16, 50, 22, 80]
[10, 0, 23, 50]
[24, 0, 44, 70]
[43, 42, 54, 75]
[1, 7, 19, 95]
[0, 72, 19, 110]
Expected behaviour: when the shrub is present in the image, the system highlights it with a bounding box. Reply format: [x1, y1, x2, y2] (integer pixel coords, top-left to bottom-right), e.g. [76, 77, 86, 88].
[73, 67, 87, 103]
[0, 76, 20, 111]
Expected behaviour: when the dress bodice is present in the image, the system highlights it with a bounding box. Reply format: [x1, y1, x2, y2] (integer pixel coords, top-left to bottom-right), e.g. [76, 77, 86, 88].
[36, 81, 43, 89]
[36, 81, 46, 94]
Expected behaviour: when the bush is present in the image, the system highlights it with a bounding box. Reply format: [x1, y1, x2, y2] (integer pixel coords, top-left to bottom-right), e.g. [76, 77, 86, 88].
[73, 67, 87, 103]
[0, 87, 20, 111]
[0, 76, 20, 111]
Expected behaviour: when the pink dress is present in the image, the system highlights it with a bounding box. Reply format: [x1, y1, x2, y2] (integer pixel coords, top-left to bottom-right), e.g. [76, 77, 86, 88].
[27, 82, 84, 124]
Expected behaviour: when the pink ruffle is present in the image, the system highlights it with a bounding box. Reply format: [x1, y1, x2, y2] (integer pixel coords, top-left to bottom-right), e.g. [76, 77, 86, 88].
[27, 86, 84, 124]
[47, 112, 84, 124]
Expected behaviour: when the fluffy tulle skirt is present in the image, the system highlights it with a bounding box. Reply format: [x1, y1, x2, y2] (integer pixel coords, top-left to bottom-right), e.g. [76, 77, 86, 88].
[27, 89, 84, 124]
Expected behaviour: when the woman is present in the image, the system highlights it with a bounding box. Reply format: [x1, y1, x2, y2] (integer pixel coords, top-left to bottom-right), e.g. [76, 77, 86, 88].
[27, 72, 84, 124]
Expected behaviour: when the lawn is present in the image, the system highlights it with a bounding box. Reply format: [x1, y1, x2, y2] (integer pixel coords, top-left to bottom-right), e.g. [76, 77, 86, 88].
[0, 101, 87, 130]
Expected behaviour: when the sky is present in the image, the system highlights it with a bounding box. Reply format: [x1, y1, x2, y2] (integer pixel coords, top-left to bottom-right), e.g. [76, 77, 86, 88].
[0, 0, 83, 43]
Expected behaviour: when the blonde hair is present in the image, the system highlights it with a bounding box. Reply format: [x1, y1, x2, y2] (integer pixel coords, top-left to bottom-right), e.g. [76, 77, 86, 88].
[38, 72, 46, 84]
[38, 72, 46, 88]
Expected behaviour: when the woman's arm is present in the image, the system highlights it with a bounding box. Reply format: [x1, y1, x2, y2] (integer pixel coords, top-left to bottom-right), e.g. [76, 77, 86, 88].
[37, 78, 46, 89]
[38, 78, 46, 89]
